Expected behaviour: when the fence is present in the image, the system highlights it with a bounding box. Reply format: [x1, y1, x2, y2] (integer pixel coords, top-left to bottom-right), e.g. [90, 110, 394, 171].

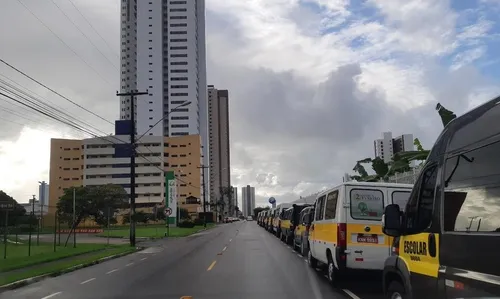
[386, 164, 423, 184]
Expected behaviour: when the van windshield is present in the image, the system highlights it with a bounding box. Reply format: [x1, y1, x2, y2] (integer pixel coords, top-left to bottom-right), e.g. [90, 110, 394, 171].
[350, 189, 384, 220]
[392, 191, 411, 212]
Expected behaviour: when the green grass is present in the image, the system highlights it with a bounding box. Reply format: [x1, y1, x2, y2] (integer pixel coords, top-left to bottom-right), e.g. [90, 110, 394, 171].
[0, 246, 136, 286]
[97, 224, 215, 239]
[0, 242, 114, 272]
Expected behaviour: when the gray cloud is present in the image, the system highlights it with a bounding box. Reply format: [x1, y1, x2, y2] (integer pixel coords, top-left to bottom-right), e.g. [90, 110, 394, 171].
[0, 0, 498, 205]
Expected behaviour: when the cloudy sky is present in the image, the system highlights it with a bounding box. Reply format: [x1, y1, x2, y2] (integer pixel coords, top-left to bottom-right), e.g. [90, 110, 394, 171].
[1, 0, 499, 206]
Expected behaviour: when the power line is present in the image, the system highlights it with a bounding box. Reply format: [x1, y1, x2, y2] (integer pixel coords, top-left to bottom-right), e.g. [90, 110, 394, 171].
[49, 0, 118, 70]
[15, 0, 113, 86]
[0, 58, 114, 125]
[65, 0, 119, 59]
[0, 83, 110, 137]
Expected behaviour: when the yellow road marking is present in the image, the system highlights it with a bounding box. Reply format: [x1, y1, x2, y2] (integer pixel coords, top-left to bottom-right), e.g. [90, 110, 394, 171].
[207, 260, 217, 271]
[180, 296, 193, 299]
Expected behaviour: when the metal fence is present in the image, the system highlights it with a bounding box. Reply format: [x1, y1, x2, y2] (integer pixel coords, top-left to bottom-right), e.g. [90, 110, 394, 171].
[386, 164, 423, 184]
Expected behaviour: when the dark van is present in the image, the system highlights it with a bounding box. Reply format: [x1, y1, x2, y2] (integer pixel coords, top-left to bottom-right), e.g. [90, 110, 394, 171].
[382, 96, 500, 299]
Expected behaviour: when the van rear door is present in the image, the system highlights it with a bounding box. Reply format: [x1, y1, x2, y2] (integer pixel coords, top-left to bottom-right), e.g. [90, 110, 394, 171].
[345, 185, 388, 270]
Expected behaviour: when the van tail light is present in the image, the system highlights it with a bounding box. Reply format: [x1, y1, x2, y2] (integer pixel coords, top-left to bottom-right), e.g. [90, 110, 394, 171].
[337, 223, 347, 261]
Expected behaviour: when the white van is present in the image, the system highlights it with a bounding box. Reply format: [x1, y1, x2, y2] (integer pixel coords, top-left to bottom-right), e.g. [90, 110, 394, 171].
[307, 181, 413, 284]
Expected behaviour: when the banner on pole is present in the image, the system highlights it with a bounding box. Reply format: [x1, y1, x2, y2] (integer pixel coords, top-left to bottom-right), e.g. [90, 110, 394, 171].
[165, 171, 177, 220]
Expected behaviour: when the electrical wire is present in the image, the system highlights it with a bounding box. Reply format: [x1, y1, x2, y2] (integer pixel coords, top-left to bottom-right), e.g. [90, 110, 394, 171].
[15, 0, 113, 86]
[0, 58, 114, 125]
[49, 0, 118, 70]
[65, 0, 119, 60]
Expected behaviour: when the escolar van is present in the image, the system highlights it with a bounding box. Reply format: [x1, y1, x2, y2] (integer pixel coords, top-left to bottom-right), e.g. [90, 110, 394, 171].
[308, 181, 413, 284]
[382, 96, 500, 299]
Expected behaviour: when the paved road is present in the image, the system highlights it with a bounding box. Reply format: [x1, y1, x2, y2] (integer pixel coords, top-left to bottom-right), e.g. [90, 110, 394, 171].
[1, 222, 384, 299]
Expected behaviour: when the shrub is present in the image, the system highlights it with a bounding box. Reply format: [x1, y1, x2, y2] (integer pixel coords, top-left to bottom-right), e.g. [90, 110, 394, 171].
[178, 219, 195, 228]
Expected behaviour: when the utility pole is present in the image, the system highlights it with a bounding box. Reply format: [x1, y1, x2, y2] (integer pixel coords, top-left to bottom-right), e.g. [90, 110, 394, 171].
[116, 89, 148, 247]
[198, 165, 209, 227]
[28, 195, 35, 256]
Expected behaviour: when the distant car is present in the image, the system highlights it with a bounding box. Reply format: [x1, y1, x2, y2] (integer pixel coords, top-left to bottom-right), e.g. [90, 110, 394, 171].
[246, 216, 253, 221]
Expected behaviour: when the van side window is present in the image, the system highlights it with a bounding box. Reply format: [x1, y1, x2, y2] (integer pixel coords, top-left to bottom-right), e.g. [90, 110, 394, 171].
[443, 140, 500, 233]
[315, 195, 326, 221]
[405, 165, 438, 232]
[324, 190, 339, 219]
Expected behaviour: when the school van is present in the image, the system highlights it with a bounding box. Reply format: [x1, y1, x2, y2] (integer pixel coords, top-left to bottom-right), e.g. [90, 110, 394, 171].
[273, 203, 293, 236]
[280, 204, 310, 245]
[294, 206, 315, 256]
[382, 96, 500, 299]
[308, 181, 413, 284]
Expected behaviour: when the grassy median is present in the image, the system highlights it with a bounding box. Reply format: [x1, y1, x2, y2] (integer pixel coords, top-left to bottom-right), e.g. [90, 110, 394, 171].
[98, 224, 215, 239]
[0, 242, 114, 272]
[0, 245, 136, 286]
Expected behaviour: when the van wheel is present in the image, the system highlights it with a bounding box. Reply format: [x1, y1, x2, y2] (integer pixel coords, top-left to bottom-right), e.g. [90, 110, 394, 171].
[387, 281, 406, 299]
[301, 241, 308, 256]
[327, 253, 336, 285]
[307, 249, 317, 268]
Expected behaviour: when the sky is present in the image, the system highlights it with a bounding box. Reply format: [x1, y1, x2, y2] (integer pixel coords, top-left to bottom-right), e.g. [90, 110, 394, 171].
[0, 0, 499, 206]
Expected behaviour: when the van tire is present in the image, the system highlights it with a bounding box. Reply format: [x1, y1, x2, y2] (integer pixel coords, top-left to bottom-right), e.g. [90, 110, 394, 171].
[386, 281, 407, 299]
[308, 248, 317, 268]
[327, 252, 336, 285]
[301, 241, 308, 256]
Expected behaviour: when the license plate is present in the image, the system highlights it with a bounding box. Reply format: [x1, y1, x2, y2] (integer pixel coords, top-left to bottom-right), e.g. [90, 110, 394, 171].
[357, 234, 378, 244]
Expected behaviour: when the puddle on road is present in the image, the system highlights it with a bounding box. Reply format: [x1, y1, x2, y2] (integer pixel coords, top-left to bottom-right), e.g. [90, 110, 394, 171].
[137, 247, 164, 254]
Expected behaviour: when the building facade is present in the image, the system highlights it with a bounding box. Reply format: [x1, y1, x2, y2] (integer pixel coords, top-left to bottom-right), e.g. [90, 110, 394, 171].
[207, 85, 231, 215]
[374, 132, 414, 164]
[48, 138, 84, 214]
[119, 0, 209, 196]
[49, 134, 202, 217]
[241, 185, 255, 217]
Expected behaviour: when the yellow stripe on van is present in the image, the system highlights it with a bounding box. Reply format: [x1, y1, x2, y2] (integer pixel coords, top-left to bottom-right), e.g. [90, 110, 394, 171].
[398, 233, 440, 278]
[313, 223, 338, 244]
[280, 220, 291, 229]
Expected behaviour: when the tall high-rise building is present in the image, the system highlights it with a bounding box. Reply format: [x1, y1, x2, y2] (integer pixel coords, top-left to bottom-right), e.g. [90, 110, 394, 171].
[241, 185, 255, 217]
[374, 132, 414, 165]
[207, 85, 231, 215]
[119, 0, 209, 195]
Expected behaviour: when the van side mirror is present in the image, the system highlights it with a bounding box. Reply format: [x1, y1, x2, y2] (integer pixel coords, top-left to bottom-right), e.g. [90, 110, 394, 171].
[382, 204, 402, 237]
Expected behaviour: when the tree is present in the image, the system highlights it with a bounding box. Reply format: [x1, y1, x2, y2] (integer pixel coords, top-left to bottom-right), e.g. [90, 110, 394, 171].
[179, 208, 189, 220]
[0, 190, 33, 227]
[56, 184, 128, 229]
[371, 157, 389, 178]
[220, 186, 234, 215]
[414, 138, 424, 151]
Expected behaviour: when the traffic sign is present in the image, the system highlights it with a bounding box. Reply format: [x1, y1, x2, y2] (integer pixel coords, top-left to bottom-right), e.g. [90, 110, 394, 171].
[164, 207, 172, 216]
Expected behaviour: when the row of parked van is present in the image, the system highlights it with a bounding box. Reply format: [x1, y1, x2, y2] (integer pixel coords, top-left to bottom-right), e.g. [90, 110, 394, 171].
[256, 94, 500, 299]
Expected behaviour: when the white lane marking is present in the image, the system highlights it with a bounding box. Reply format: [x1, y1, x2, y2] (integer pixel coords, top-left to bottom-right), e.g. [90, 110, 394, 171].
[140, 257, 147, 261]
[297, 254, 302, 258]
[126, 262, 134, 267]
[41, 292, 62, 299]
[229, 238, 232, 242]
[343, 289, 362, 299]
[80, 278, 95, 285]
[106, 269, 118, 274]
[222, 246, 227, 252]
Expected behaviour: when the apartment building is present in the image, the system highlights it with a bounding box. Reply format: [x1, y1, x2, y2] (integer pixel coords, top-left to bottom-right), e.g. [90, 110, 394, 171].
[119, 0, 209, 196]
[374, 132, 414, 164]
[207, 85, 232, 215]
[241, 185, 255, 217]
[48, 139, 84, 214]
[164, 134, 202, 215]
[48, 131, 203, 219]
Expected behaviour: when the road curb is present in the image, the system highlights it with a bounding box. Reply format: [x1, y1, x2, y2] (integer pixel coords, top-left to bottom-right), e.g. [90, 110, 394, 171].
[0, 247, 142, 293]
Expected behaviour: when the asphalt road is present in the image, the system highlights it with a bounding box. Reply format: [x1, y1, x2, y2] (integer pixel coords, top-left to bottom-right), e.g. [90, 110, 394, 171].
[0, 221, 385, 299]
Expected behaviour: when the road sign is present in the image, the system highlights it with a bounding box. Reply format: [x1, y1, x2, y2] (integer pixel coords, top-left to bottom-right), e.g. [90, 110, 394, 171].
[0, 202, 14, 211]
[165, 207, 172, 216]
